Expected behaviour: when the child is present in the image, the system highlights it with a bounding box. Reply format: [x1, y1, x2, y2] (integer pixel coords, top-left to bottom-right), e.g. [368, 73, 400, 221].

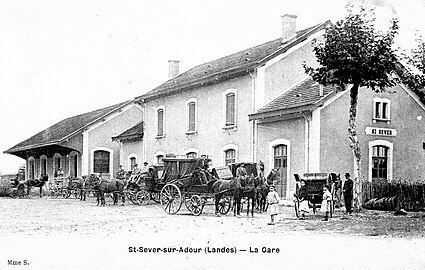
[266, 185, 280, 225]
[295, 179, 309, 220]
[320, 184, 332, 221]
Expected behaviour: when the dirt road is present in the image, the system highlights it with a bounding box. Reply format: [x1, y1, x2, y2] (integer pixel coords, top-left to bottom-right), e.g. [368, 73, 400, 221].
[1, 196, 425, 269]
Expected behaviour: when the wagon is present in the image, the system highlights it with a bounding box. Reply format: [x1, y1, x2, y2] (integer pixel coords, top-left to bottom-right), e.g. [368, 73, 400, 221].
[126, 165, 164, 205]
[159, 157, 232, 216]
[48, 177, 79, 199]
[293, 173, 339, 218]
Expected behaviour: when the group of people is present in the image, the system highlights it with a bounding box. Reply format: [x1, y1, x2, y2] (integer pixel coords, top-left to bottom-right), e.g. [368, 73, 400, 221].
[266, 172, 354, 225]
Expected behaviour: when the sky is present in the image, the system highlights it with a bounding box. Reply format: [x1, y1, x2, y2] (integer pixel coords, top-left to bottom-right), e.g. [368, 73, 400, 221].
[0, 0, 424, 174]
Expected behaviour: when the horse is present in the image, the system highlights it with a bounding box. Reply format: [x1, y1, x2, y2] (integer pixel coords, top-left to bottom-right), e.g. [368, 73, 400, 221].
[26, 175, 49, 198]
[85, 174, 126, 206]
[255, 175, 269, 213]
[67, 177, 87, 201]
[212, 177, 241, 216]
[239, 174, 257, 217]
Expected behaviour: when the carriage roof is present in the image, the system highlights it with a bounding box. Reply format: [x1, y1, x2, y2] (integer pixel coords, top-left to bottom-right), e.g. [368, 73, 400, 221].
[162, 157, 211, 183]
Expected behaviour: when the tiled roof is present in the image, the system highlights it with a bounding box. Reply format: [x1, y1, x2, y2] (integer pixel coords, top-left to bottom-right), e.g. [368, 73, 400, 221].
[5, 101, 131, 154]
[137, 22, 330, 100]
[250, 78, 335, 119]
[112, 121, 144, 141]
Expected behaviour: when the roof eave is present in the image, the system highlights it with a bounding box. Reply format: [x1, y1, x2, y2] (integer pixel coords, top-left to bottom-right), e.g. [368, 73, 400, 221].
[4, 140, 61, 155]
[249, 104, 317, 121]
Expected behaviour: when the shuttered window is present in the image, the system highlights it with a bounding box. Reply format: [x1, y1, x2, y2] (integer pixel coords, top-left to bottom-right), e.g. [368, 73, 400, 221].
[225, 93, 236, 126]
[94, 150, 110, 173]
[157, 109, 164, 137]
[188, 102, 196, 132]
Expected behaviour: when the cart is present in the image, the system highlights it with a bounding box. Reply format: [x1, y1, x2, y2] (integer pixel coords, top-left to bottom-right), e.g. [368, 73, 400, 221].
[293, 173, 338, 218]
[126, 165, 164, 205]
[159, 157, 232, 216]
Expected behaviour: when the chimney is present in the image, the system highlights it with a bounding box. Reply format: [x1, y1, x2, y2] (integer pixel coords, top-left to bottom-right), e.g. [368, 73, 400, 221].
[168, 60, 180, 78]
[319, 84, 324, 97]
[281, 14, 297, 43]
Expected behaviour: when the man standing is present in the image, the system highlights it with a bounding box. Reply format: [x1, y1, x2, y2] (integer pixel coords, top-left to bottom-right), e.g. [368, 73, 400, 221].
[116, 165, 126, 180]
[343, 172, 354, 214]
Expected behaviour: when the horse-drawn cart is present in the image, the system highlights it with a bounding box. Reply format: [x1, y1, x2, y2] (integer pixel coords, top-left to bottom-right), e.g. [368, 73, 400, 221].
[293, 173, 339, 218]
[160, 157, 232, 216]
[126, 165, 164, 205]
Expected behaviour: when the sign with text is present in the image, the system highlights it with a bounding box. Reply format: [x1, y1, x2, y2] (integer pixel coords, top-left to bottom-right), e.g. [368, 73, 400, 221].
[365, 127, 397, 137]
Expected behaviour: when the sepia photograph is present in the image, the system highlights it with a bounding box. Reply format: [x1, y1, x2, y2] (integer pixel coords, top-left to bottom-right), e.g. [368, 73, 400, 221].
[1, 0, 425, 269]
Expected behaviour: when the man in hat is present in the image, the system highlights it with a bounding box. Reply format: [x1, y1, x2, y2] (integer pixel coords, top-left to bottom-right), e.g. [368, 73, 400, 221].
[343, 172, 354, 214]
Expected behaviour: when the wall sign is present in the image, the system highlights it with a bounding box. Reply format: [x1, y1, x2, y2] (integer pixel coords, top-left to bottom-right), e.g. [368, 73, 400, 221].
[365, 127, 397, 137]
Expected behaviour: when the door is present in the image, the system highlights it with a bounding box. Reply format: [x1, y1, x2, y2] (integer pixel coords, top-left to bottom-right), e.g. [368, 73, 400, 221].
[273, 144, 288, 198]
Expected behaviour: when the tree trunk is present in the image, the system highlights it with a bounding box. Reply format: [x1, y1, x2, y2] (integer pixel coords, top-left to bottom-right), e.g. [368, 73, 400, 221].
[348, 83, 362, 211]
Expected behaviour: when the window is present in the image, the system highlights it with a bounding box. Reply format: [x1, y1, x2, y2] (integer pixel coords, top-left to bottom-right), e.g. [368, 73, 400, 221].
[94, 150, 110, 173]
[129, 157, 137, 171]
[225, 93, 236, 126]
[373, 98, 390, 121]
[188, 101, 196, 132]
[40, 158, 47, 176]
[224, 149, 236, 165]
[372, 145, 388, 180]
[186, 152, 197, 158]
[157, 155, 164, 165]
[273, 145, 288, 169]
[29, 159, 35, 179]
[157, 108, 164, 137]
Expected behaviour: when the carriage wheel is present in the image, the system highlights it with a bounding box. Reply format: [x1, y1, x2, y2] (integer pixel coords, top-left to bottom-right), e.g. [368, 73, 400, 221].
[217, 196, 231, 215]
[160, 184, 182, 214]
[64, 189, 72, 199]
[294, 199, 300, 218]
[150, 192, 160, 203]
[185, 195, 203, 216]
[49, 186, 58, 198]
[136, 190, 150, 205]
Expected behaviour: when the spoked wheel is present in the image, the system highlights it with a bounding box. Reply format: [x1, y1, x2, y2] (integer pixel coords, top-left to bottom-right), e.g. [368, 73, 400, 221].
[185, 195, 204, 216]
[126, 188, 138, 205]
[49, 186, 58, 198]
[294, 199, 300, 218]
[217, 196, 231, 215]
[150, 191, 160, 203]
[135, 190, 150, 205]
[160, 184, 182, 214]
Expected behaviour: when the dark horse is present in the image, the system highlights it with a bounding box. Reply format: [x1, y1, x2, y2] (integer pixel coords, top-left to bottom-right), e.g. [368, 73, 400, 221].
[67, 177, 87, 201]
[85, 174, 125, 206]
[26, 175, 49, 198]
[239, 174, 257, 217]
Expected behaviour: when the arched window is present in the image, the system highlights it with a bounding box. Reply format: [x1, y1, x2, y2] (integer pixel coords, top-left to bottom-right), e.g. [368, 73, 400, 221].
[28, 158, 35, 179]
[129, 157, 137, 171]
[224, 149, 236, 165]
[40, 156, 47, 177]
[273, 144, 288, 198]
[93, 150, 110, 173]
[157, 155, 164, 165]
[372, 145, 388, 180]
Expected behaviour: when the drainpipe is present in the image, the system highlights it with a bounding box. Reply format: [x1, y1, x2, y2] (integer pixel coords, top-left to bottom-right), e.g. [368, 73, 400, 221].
[302, 111, 310, 173]
[249, 70, 257, 162]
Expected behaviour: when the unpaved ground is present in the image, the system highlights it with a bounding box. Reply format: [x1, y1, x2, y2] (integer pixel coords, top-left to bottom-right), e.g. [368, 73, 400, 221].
[1, 196, 425, 269]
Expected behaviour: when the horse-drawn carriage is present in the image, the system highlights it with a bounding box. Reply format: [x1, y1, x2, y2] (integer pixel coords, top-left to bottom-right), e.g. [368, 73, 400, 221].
[159, 157, 233, 216]
[126, 165, 164, 205]
[48, 177, 80, 199]
[293, 173, 340, 218]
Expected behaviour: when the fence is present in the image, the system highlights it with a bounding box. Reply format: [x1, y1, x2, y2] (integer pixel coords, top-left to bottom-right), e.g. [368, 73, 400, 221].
[362, 180, 425, 211]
